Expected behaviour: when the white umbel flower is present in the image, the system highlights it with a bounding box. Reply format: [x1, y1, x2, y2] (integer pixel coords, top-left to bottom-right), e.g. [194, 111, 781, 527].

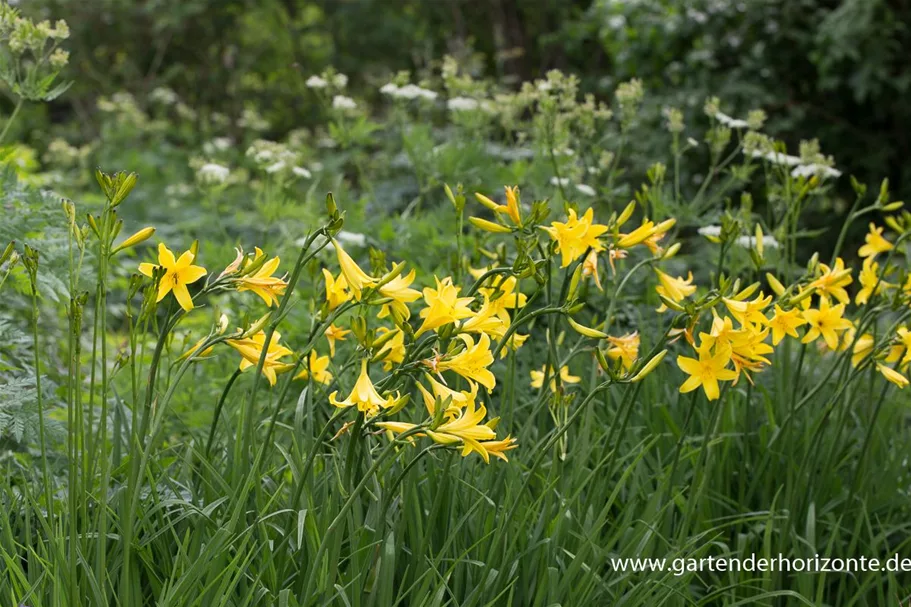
[791, 164, 842, 179]
[306, 75, 328, 89]
[197, 163, 230, 184]
[447, 97, 480, 112]
[575, 184, 596, 196]
[332, 95, 357, 110]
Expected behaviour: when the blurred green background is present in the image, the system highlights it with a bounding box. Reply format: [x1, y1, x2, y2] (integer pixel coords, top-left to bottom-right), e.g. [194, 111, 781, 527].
[17, 0, 911, 202]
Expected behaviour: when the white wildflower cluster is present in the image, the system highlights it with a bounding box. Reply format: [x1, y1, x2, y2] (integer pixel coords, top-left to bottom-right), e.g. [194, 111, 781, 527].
[380, 82, 438, 102]
[43, 138, 92, 168]
[202, 137, 233, 156]
[447, 97, 480, 112]
[332, 95, 358, 111]
[791, 164, 842, 180]
[196, 162, 231, 185]
[97, 92, 149, 127]
[306, 70, 348, 90]
[713, 111, 749, 130]
[150, 87, 178, 106]
[245, 139, 310, 178]
[238, 107, 269, 132]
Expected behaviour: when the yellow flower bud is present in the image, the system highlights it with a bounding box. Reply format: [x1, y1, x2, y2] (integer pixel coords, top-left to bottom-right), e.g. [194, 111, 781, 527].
[567, 317, 608, 339]
[629, 349, 667, 382]
[113, 226, 155, 253]
[474, 193, 501, 212]
[766, 273, 785, 296]
[469, 216, 512, 233]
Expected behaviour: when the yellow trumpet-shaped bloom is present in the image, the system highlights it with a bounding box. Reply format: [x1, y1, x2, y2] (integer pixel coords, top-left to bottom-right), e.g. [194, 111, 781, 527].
[616, 219, 658, 249]
[329, 359, 397, 417]
[606, 332, 640, 370]
[877, 363, 909, 389]
[808, 257, 853, 305]
[435, 334, 496, 392]
[461, 295, 508, 338]
[138, 243, 207, 312]
[530, 364, 581, 392]
[581, 250, 603, 291]
[294, 350, 333, 385]
[655, 269, 696, 312]
[801, 297, 853, 350]
[375, 327, 407, 370]
[377, 268, 421, 320]
[855, 257, 894, 305]
[324, 324, 350, 357]
[377, 398, 503, 463]
[416, 276, 475, 335]
[322, 268, 350, 310]
[541, 208, 608, 267]
[768, 305, 806, 345]
[503, 185, 522, 225]
[226, 330, 295, 386]
[676, 343, 737, 401]
[722, 292, 771, 327]
[334, 239, 377, 300]
[236, 247, 287, 307]
[858, 223, 893, 259]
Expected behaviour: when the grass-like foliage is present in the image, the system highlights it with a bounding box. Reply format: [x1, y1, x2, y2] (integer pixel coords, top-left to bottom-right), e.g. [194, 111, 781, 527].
[3, 3, 911, 606]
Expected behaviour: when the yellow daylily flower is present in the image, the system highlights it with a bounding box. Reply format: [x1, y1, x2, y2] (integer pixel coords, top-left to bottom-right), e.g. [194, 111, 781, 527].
[808, 257, 853, 305]
[606, 332, 640, 370]
[530, 364, 581, 392]
[722, 292, 771, 327]
[642, 219, 676, 255]
[478, 435, 518, 462]
[138, 242, 207, 312]
[334, 239, 377, 300]
[294, 350, 333, 385]
[877, 363, 909, 389]
[801, 297, 853, 350]
[461, 295, 508, 338]
[768, 305, 806, 345]
[852, 333, 875, 367]
[886, 327, 911, 367]
[616, 218, 658, 249]
[501, 185, 522, 225]
[676, 343, 737, 401]
[226, 330, 295, 386]
[417, 374, 477, 417]
[541, 207, 608, 267]
[855, 257, 894, 305]
[377, 268, 421, 320]
[654, 268, 696, 312]
[236, 247, 287, 307]
[325, 324, 350, 357]
[322, 268, 350, 310]
[416, 276, 475, 335]
[375, 327, 406, 370]
[501, 332, 529, 359]
[329, 359, 397, 417]
[468, 270, 527, 324]
[435, 333, 496, 392]
[582, 250, 602, 291]
[858, 223, 893, 259]
[728, 326, 773, 385]
[377, 398, 499, 463]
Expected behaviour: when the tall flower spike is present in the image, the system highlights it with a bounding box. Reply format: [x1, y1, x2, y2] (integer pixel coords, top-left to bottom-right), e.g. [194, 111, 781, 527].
[138, 242, 207, 312]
